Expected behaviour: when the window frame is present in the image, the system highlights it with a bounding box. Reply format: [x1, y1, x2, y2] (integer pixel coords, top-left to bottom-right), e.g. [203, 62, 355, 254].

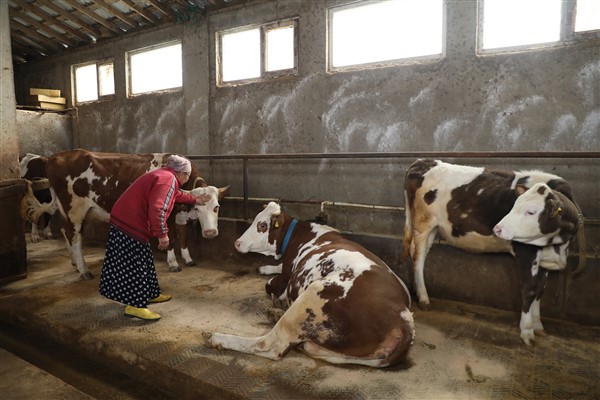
[476, 0, 600, 55]
[126, 40, 183, 98]
[216, 18, 299, 87]
[327, 0, 446, 73]
[71, 58, 115, 105]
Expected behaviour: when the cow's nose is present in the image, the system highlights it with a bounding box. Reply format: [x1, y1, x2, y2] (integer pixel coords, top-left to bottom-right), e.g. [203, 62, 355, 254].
[493, 225, 502, 237]
[202, 229, 218, 239]
[234, 240, 241, 251]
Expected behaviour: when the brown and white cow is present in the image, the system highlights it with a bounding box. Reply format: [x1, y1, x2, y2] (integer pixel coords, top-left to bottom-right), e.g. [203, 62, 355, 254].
[401, 159, 582, 345]
[26, 149, 229, 280]
[208, 202, 414, 367]
[19, 153, 59, 242]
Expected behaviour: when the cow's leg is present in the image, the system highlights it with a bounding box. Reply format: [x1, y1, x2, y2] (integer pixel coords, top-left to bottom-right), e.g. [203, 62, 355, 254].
[42, 213, 53, 239]
[513, 242, 546, 345]
[176, 223, 196, 266]
[166, 249, 181, 272]
[258, 264, 283, 275]
[62, 219, 93, 280]
[30, 221, 42, 242]
[411, 227, 438, 310]
[208, 283, 325, 360]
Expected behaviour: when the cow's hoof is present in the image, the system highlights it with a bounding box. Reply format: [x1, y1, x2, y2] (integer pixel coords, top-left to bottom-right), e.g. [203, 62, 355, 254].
[80, 272, 94, 280]
[185, 261, 197, 267]
[169, 266, 182, 272]
[521, 330, 536, 346]
[266, 308, 285, 324]
[201, 331, 213, 343]
[418, 301, 431, 311]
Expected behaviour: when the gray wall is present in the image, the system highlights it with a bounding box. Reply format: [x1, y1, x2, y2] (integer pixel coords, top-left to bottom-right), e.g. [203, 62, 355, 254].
[12, 0, 600, 321]
[14, 0, 600, 215]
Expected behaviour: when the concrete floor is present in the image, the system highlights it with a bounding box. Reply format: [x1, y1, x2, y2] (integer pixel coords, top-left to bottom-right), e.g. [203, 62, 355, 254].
[0, 237, 599, 400]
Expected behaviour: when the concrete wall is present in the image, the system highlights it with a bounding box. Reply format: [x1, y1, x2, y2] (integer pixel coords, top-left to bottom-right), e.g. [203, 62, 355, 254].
[12, 1, 600, 321]
[16, 111, 72, 157]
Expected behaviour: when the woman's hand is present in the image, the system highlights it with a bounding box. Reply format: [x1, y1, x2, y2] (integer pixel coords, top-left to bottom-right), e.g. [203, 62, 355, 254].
[195, 194, 212, 205]
[158, 235, 169, 250]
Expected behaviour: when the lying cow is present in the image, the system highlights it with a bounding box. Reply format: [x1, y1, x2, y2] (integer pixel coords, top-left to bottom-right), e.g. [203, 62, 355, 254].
[19, 153, 58, 242]
[26, 149, 229, 280]
[401, 159, 582, 344]
[208, 202, 414, 367]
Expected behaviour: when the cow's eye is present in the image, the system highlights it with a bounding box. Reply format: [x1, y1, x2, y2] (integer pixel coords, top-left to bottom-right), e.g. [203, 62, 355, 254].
[213, 206, 219, 213]
[257, 222, 268, 233]
[525, 210, 536, 216]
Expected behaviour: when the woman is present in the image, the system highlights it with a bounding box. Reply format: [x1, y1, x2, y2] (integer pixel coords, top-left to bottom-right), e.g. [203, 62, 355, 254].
[99, 154, 209, 320]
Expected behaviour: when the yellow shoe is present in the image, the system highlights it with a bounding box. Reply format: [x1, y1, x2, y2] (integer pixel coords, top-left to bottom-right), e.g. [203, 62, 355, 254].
[149, 294, 172, 303]
[124, 305, 161, 320]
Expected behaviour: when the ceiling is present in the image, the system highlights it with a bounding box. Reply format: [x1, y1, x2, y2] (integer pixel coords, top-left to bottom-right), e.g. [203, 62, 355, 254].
[8, 0, 256, 64]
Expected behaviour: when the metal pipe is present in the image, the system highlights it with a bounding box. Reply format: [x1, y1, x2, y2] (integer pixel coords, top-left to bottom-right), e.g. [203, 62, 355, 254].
[189, 151, 599, 161]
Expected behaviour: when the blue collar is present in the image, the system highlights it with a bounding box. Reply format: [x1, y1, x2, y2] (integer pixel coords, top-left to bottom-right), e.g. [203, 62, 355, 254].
[280, 219, 298, 256]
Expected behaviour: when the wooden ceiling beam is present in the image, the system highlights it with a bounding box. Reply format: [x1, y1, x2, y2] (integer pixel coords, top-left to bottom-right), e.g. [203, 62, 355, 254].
[145, 0, 176, 22]
[120, 0, 159, 24]
[10, 21, 64, 52]
[94, 0, 138, 29]
[37, 0, 103, 39]
[9, 6, 77, 47]
[12, 31, 50, 54]
[61, 0, 122, 35]
[13, 1, 90, 43]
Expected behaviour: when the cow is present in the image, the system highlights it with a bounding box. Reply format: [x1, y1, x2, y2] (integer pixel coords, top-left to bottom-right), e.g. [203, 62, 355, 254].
[401, 159, 582, 345]
[208, 202, 415, 368]
[19, 153, 59, 242]
[25, 149, 229, 280]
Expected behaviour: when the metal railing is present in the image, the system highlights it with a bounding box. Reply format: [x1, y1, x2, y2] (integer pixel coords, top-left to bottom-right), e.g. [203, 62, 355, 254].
[188, 151, 600, 220]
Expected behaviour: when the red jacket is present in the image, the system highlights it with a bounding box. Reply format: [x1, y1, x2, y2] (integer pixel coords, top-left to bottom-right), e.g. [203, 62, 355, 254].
[110, 167, 196, 242]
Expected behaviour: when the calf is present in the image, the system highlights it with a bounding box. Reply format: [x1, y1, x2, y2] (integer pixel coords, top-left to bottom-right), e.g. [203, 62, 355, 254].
[19, 153, 58, 242]
[208, 202, 414, 368]
[25, 149, 229, 279]
[402, 159, 582, 345]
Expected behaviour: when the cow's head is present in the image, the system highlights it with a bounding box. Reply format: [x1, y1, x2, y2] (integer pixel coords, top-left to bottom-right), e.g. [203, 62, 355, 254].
[493, 183, 580, 246]
[184, 185, 229, 239]
[234, 202, 283, 256]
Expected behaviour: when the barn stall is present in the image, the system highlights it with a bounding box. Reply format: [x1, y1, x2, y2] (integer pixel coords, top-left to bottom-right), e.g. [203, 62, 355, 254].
[2, 0, 599, 398]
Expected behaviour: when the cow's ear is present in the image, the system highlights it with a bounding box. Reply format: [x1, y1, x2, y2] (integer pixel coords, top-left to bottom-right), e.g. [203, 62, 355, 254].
[193, 177, 208, 188]
[515, 184, 528, 196]
[545, 198, 562, 219]
[218, 185, 230, 200]
[271, 214, 283, 229]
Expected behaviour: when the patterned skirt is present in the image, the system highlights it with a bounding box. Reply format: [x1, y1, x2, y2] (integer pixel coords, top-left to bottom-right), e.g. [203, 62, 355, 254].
[99, 225, 161, 308]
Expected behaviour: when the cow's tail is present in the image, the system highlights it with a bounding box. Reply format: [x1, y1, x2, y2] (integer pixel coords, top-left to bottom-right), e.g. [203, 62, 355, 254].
[23, 181, 58, 224]
[572, 213, 586, 276]
[400, 190, 413, 263]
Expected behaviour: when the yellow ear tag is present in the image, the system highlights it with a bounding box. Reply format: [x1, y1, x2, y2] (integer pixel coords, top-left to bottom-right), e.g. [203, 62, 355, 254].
[274, 221, 280, 228]
[550, 207, 562, 219]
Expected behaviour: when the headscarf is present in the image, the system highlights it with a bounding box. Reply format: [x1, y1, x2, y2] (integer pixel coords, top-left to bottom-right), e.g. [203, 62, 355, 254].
[166, 154, 192, 174]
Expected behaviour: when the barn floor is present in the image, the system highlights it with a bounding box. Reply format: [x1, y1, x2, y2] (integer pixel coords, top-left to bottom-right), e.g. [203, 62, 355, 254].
[0, 237, 599, 400]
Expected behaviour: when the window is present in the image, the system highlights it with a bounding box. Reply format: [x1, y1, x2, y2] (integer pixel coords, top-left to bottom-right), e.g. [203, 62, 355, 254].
[127, 41, 182, 95]
[328, 0, 444, 70]
[217, 19, 298, 86]
[72, 61, 114, 104]
[575, 0, 600, 32]
[480, 0, 561, 51]
[479, 0, 599, 53]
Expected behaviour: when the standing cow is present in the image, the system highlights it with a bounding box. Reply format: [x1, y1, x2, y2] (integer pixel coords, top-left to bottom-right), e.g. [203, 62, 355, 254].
[25, 149, 229, 280]
[401, 159, 582, 344]
[208, 202, 414, 368]
[19, 153, 58, 242]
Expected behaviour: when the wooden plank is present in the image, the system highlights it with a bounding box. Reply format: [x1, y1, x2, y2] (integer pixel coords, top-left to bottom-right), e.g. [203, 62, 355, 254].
[18, 1, 90, 43]
[36, 0, 103, 38]
[61, 0, 121, 35]
[28, 95, 67, 105]
[9, 6, 76, 47]
[30, 88, 62, 97]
